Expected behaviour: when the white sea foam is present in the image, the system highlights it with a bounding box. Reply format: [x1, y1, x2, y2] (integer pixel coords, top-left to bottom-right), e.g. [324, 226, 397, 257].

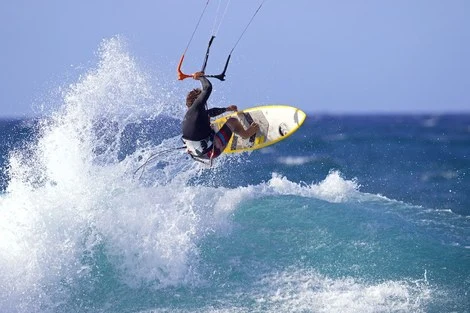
[250, 268, 432, 313]
[262, 171, 361, 203]
[137, 268, 432, 313]
[0, 36, 186, 311]
[421, 116, 439, 128]
[421, 170, 458, 182]
[277, 155, 314, 166]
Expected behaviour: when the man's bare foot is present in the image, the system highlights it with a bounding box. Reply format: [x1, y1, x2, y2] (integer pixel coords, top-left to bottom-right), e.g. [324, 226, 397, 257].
[246, 122, 259, 137]
[226, 117, 260, 139]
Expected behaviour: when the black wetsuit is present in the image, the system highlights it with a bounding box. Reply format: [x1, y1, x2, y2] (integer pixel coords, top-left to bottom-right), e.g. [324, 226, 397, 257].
[182, 76, 227, 141]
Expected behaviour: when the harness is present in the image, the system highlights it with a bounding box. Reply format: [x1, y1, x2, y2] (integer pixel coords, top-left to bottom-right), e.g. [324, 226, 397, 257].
[181, 133, 214, 159]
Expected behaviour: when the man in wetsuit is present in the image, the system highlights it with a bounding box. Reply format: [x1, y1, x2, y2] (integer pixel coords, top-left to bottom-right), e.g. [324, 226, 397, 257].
[182, 71, 259, 160]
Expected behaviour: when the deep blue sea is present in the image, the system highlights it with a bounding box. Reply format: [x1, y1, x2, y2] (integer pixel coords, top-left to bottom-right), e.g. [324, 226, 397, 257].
[1, 38, 469, 313]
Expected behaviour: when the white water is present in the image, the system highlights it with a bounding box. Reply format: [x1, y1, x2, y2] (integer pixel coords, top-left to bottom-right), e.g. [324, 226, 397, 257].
[251, 268, 431, 313]
[0, 36, 192, 311]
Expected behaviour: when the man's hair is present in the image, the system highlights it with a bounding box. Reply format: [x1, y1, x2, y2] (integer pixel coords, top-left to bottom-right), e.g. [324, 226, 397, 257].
[186, 88, 202, 107]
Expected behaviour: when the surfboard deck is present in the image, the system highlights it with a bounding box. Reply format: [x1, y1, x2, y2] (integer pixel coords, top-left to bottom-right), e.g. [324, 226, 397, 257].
[211, 105, 306, 153]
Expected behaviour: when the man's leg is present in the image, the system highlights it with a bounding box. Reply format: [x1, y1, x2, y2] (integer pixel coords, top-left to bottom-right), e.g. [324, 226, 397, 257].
[207, 123, 233, 159]
[207, 118, 259, 159]
[225, 117, 259, 139]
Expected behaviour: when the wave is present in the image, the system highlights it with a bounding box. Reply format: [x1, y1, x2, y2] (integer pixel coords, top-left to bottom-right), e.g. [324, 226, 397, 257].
[1, 36, 468, 313]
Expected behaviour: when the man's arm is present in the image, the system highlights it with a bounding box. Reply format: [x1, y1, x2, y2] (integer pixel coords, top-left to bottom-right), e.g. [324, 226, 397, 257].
[207, 105, 238, 117]
[190, 74, 212, 111]
[207, 107, 227, 117]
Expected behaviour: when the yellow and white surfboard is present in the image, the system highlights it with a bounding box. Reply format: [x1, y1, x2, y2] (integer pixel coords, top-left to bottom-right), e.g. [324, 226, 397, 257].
[211, 105, 306, 154]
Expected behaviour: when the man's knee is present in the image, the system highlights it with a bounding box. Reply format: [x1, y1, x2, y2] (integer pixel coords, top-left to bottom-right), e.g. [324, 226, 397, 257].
[226, 117, 239, 130]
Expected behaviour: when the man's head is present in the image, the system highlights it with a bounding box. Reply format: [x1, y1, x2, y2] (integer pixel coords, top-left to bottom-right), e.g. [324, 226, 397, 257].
[186, 88, 201, 108]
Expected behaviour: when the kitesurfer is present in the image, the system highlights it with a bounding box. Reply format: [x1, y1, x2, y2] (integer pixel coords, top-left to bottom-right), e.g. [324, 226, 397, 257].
[182, 71, 259, 160]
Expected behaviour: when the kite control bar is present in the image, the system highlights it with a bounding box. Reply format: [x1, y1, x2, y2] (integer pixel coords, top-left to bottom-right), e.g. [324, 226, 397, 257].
[177, 36, 231, 82]
[176, 55, 193, 80]
[177, 0, 265, 82]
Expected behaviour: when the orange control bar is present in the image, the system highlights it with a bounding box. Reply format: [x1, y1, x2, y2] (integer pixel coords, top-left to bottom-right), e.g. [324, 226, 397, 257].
[177, 54, 193, 81]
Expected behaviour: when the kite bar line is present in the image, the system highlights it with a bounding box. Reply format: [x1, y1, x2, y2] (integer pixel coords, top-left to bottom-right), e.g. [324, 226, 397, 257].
[177, 0, 266, 81]
[211, 0, 232, 36]
[182, 0, 210, 55]
[229, 0, 266, 56]
[206, 0, 266, 81]
[177, 0, 211, 80]
[202, 0, 231, 74]
[133, 146, 187, 179]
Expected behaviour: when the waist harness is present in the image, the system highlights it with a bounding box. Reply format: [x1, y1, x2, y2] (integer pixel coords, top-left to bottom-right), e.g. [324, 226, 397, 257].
[182, 134, 214, 158]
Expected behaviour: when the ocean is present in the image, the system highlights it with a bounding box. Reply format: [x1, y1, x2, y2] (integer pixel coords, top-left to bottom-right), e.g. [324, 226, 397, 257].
[0, 37, 469, 313]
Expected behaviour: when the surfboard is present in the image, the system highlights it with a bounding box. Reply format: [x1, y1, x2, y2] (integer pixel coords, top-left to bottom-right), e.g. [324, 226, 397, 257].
[211, 105, 306, 153]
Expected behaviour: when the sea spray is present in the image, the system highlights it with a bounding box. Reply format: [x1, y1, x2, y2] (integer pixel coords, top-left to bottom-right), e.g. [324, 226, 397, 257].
[0, 36, 195, 311]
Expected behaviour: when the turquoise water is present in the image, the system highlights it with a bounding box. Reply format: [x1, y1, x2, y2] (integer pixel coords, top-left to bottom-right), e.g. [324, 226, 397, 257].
[0, 37, 469, 312]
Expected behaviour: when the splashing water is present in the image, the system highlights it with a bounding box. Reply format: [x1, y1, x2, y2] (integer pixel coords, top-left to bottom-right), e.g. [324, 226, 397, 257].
[0, 36, 204, 311]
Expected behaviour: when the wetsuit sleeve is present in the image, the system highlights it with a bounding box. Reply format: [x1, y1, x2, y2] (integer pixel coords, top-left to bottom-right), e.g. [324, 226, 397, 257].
[207, 107, 227, 117]
[190, 76, 212, 111]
